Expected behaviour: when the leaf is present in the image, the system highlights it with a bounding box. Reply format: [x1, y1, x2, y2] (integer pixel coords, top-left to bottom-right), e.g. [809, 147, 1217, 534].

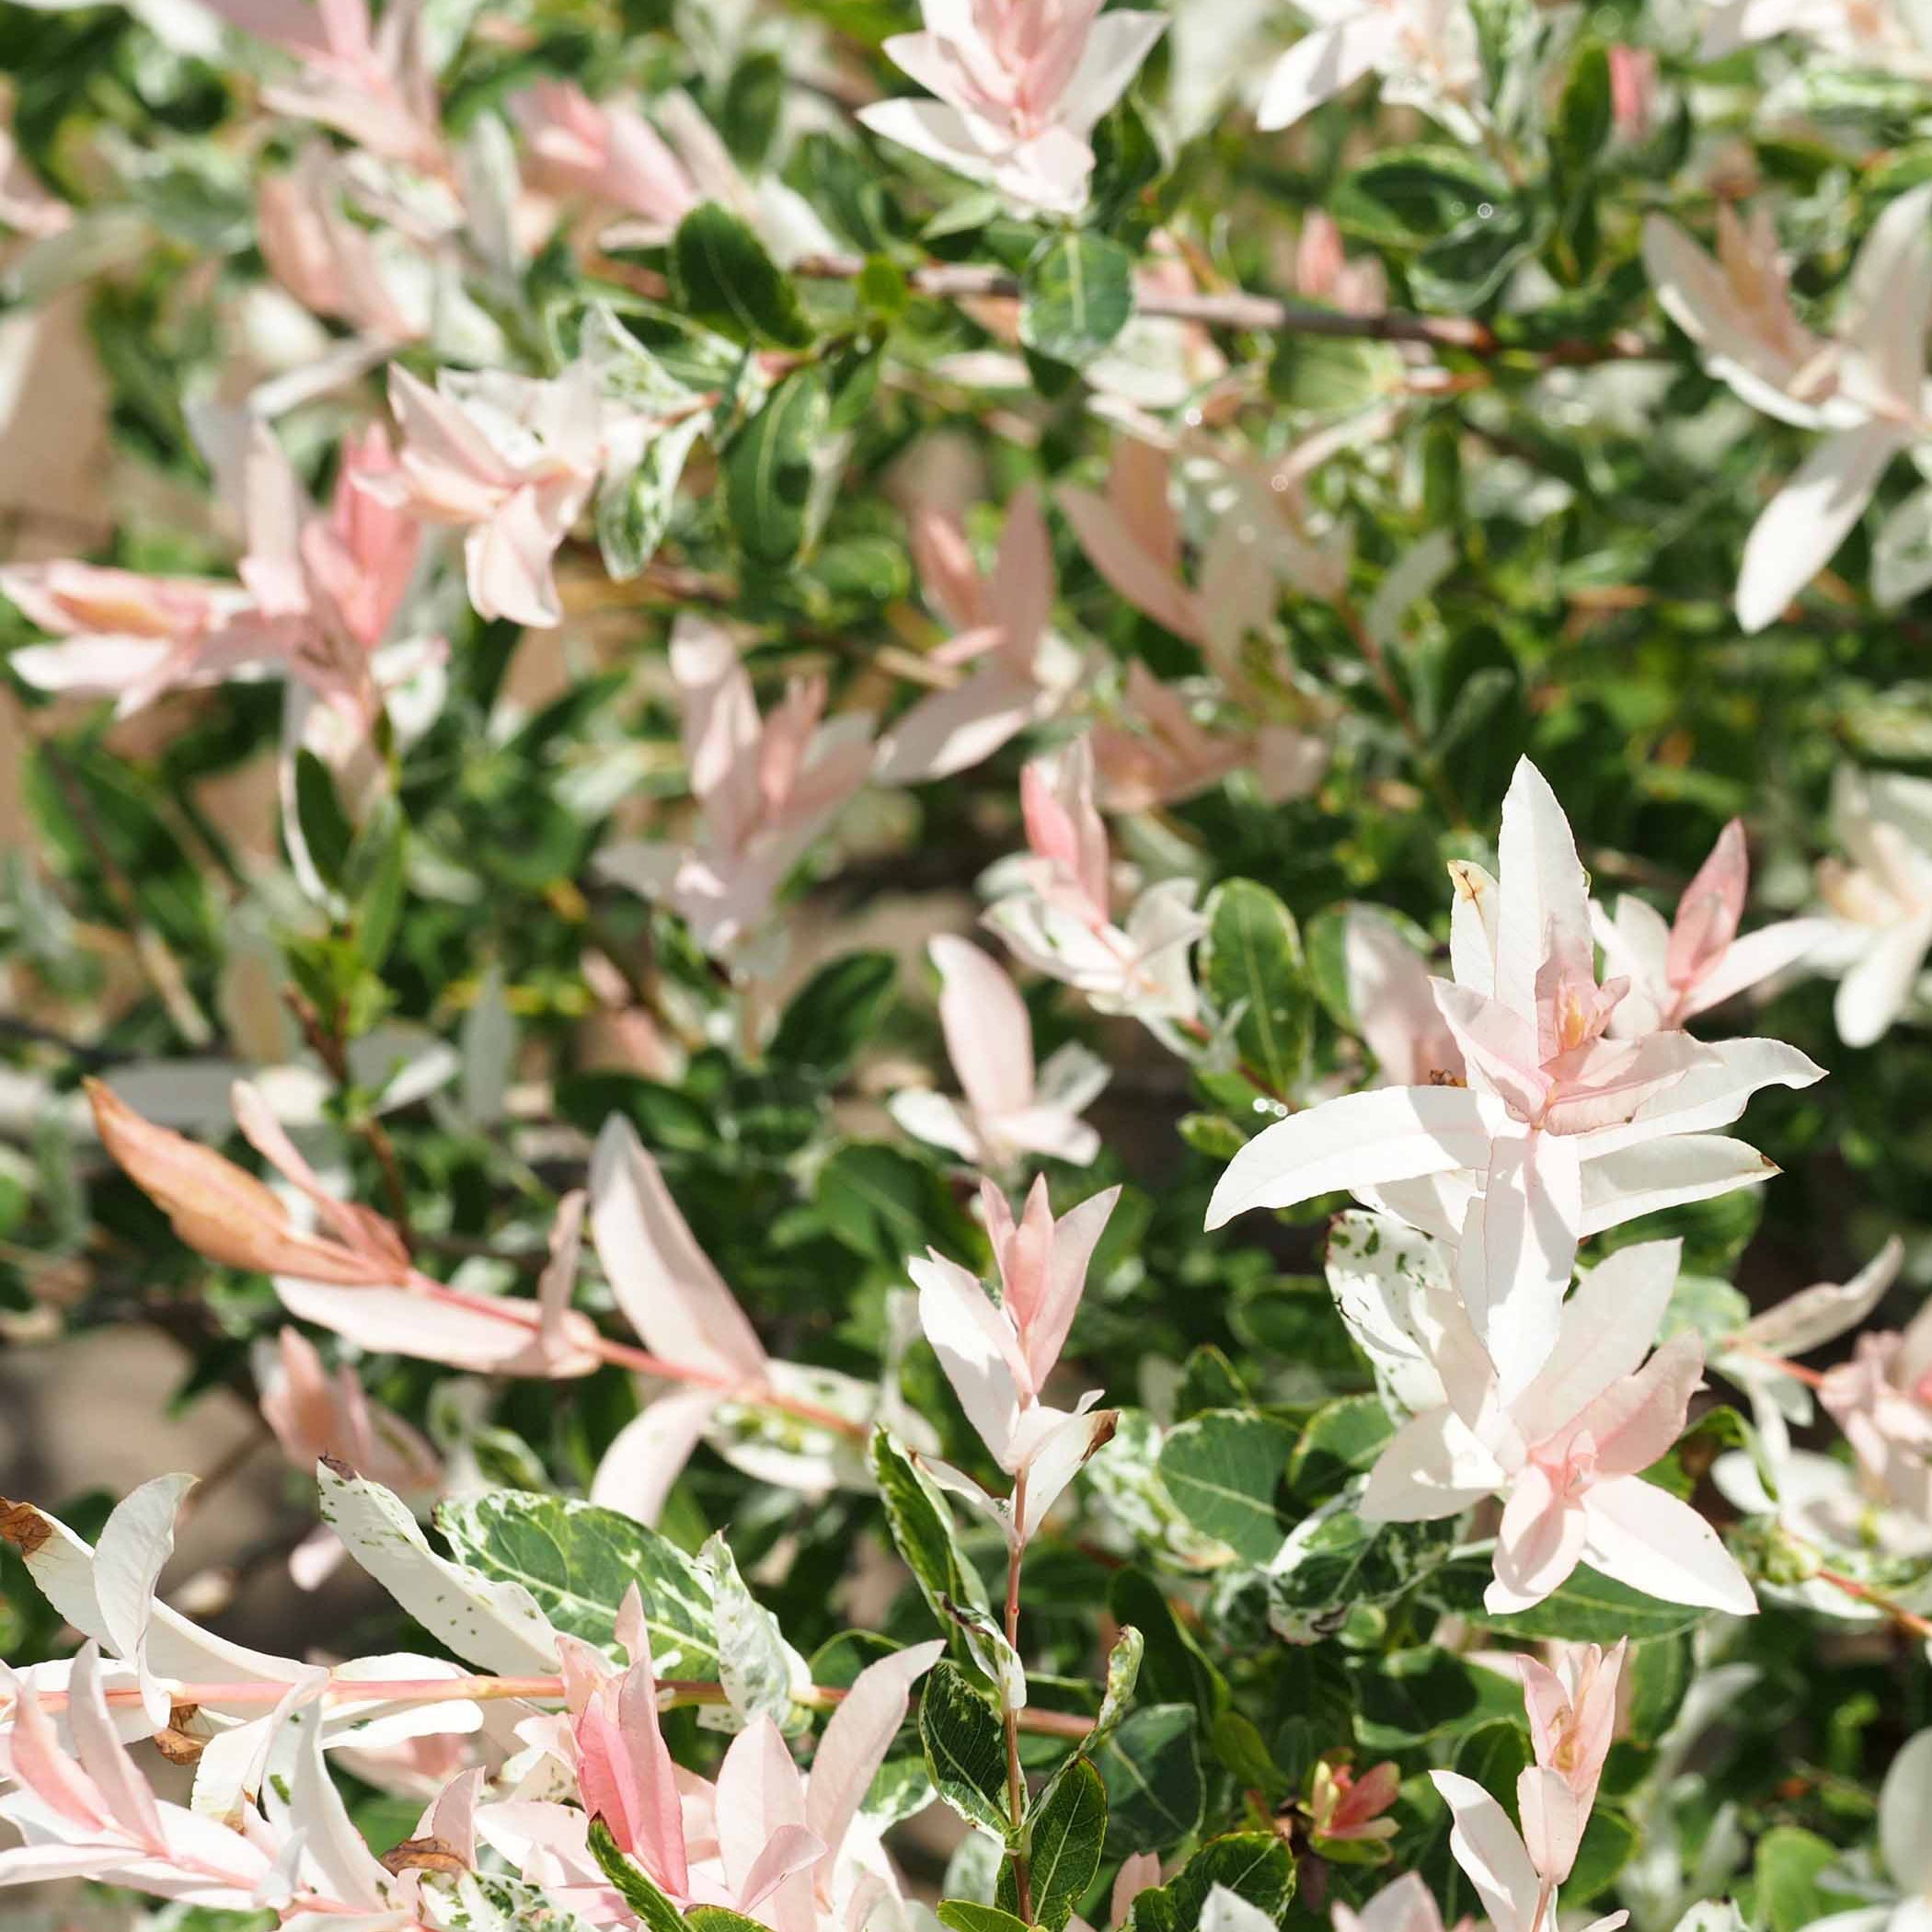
[919, 1660, 1013, 1839]
[768, 951, 898, 1077]
[1454, 1717, 1530, 1806]
[1332, 147, 1510, 248]
[820, 1146, 974, 1267]
[1156, 1409, 1296, 1567]
[999, 1758, 1107, 1931]
[698, 1532, 798, 1729]
[671, 201, 814, 349]
[1565, 1804, 1637, 1903]
[726, 367, 831, 566]
[597, 414, 706, 581]
[870, 1429, 995, 1634]
[1089, 1625, 1144, 1756]
[688, 1911, 777, 1932]
[1267, 1501, 1458, 1643]
[587, 1817, 684, 1932]
[1130, 1832, 1296, 1932]
[423, 1870, 604, 1932]
[1753, 1824, 1843, 1932]
[938, 1906, 1032, 1932]
[293, 748, 355, 892]
[1018, 231, 1135, 368]
[1201, 880, 1313, 1098]
[437, 1489, 718, 1676]
[1288, 1397, 1395, 1498]
[1622, 1633, 1691, 1743]
[1108, 1568, 1227, 1721]
[1349, 1646, 1522, 1751]
[318, 1463, 558, 1675]
[1421, 1559, 1711, 1644]
[1098, 1703, 1203, 1857]
[1557, 40, 1613, 174]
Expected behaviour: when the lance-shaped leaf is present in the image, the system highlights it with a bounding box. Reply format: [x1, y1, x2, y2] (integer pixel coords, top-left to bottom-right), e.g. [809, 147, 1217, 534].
[919, 1660, 1012, 1839]
[438, 1489, 719, 1677]
[700, 1532, 803, 1731]
[1202, 880, 1315, 1098]
[671, 202, 815, 350]
[997, 1758, 1108, 1931]
[319, 1460, 559, 1673]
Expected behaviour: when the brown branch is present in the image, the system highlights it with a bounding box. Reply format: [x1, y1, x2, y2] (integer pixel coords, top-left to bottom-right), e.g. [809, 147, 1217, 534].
[788, 254, 1654, 364]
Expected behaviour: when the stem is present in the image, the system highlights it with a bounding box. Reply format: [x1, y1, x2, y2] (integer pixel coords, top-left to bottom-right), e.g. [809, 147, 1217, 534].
[18, 1668, 1096, 1738]
[1814, 1567, 1932, 1639]
[389, 1263, 869, 1439]
[1530, 1878, 1555, 1932]
[788, 256, 1652, 365]
[1003, 1473, 1034, 1926]
[1729, 1341, 1826, 1389]
[287, 989, 416, 1243]
[1175, 1015, 1294, 1110]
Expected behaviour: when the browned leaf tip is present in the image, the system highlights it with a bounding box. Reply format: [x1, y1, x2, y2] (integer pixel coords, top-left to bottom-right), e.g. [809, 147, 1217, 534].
[381, 1835, 468, 1876]
[154, 1706, 207, 1765]
[0, 1499, 52, 1557]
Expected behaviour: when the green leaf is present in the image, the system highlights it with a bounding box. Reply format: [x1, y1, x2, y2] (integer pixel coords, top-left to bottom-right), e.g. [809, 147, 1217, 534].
[688, 1911, 776, 1932]
[1156, 1409, 1295, 1566]
[1201, 880, 1313, 1098]
[1098, 1704, 1203, 1857]
[726, 367, 831, 566]
[1089, 1625, 1144, 1756]
[1130, 1831, 1296, 1932]
[293, 748, 355, 890]
[919, 1661, 1013, 1838]
[1288, 1396, 1395, 1498]
[719, 50, 784, 167]
[820, 1144, 974, 1267]
[588, 1817, 684, 1932]
[1175, 1344, 1249, 1422]
[1332, 147, 1510, 248]
[345, 799, 407, 969]
[698, 1532, 797, 1729]
[1454, 1718, 1530, 1805]
[438, 1490, 719, 1676]
[1108, 1568, 1228, 1721]
[433, 1870, 606, 1932]
[671, 201, 814, 349]
[938, 1905, 1032, 1932]
[999, 1759, 1107, 1931]
[597, 414, 706, 581]
[1566, 1805, 1637, 1903]
[768, 951, 898, 1077]
[1350, 1646, 1523, 1751]
[870, 1428, 995, 1633]
[1018, 231, 1135, 368]
[1753, 1824, 1844, 1932]
[1557, 40, 1614, 173]
[1622, 1633, 1691, 1743]
[1268, 1503, 1458, 1643]
[1421, 1560, 1711, 1644]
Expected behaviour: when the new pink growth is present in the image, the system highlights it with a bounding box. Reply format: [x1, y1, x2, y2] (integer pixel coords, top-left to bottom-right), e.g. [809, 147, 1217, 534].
[1309, 1757, 1401, 1844]
[858, 0, 1167, 213]
[512, 80, 699, 234]
[597, 619, 877, 957]
[1596, 819, 1829, 1036]
[1516, 1639, 1625, 1885]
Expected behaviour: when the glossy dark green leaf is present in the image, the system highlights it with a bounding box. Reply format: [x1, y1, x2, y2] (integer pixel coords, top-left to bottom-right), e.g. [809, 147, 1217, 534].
[671, 201, 814, 348]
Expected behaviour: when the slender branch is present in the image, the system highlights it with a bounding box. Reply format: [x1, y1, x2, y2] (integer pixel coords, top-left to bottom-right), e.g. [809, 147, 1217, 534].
[1814, 1566, 1932, 1639]
[287, 988, 417, 1243]
[1003, 1471, 1035, 1926]
[20, 1667, 1096, 1739]
[788, 254, 1653, 364]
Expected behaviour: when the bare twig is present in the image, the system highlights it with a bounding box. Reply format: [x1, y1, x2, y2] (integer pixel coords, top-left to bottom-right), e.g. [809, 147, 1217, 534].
[788, 254, 1654, 364]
